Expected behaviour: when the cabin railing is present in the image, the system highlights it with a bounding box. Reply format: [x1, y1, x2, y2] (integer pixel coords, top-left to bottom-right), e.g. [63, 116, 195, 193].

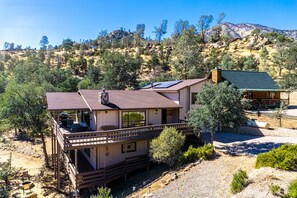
[51, 118, 193, 150]
[74, 154, 149, 189]
[63, 153, 78, 189]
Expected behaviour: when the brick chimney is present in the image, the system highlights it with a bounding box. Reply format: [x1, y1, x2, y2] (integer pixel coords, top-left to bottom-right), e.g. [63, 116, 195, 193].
[211, 67, 222, 84]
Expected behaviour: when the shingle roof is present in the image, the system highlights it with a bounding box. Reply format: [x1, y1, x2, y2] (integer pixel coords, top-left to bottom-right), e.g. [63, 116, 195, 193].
[79, 90, 180, 111]
[221, 70, 280, 91]
[46, 92, 89, 110]
[141, 78, 207, 92]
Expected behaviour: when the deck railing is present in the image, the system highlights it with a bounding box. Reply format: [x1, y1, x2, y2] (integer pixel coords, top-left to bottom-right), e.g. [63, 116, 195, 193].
[52, 118, 193, 150]
[64, 154, 149, 190]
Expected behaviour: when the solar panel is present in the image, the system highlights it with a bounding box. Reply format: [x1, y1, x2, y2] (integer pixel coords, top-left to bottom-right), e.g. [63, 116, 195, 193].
[154, 80, 182, 88]
[142, 82, 160, 89]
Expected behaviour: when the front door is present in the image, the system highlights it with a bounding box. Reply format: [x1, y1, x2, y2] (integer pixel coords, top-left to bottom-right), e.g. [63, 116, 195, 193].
[162, 109, 167, 124]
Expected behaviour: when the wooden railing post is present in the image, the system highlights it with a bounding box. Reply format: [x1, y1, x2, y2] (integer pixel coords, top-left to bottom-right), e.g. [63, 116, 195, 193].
[57, 142, 61, 192]
[74, 149, 78, 170]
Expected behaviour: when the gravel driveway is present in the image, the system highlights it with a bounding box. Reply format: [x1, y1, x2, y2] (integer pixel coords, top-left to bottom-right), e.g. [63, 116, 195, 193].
[214, 132, 297, 156]
[152, 133, 297, 198]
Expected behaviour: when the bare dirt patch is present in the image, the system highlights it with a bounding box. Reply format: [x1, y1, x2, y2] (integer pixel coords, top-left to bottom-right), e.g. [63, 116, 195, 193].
[247, 113, 297, 129]
[0, 134, 67, 198]
[129, 152, 256, 198]
[232, 167, 297, 198]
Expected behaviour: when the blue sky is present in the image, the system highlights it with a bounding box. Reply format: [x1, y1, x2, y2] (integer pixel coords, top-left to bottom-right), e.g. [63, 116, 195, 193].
[0, 0, 297, 48]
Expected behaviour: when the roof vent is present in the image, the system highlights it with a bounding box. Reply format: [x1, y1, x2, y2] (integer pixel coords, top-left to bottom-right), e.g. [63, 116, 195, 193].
[99, 87, 109, 105]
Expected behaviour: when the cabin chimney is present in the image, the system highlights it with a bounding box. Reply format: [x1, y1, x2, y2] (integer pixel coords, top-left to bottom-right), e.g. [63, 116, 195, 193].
[211, 67, 222, 84]
[99, 87, 109, 105]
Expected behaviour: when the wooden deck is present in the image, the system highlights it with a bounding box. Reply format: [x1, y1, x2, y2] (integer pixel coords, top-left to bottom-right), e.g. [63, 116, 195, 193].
[62, 148, 150, 190]
[52, 118, 194, 191]
[52, 118, 194, 150]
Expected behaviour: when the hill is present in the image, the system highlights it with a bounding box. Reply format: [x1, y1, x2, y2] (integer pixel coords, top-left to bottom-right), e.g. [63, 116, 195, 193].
[207, 22, 297, 41]
[0, 21, 297, 91]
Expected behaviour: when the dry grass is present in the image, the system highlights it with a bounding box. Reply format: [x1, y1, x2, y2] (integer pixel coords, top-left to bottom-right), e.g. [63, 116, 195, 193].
[247, 113, 297, 129]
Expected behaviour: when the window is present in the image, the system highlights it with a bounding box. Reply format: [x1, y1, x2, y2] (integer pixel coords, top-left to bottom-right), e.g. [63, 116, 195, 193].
[122, 111, 145, 128]
[121, 142, 136, 153]
[191, 93, 198, 104]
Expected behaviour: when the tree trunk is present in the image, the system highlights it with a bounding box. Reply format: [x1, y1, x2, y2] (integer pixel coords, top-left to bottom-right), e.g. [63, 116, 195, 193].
[279, 67, 282, 77]
[279, 118, 282, 127]
[210, 132, 214, 145]
[40, 131, 49, 167]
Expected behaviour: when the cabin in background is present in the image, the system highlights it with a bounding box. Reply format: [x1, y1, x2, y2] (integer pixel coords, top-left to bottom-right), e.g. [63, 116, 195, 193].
[209, 68, 288, 109]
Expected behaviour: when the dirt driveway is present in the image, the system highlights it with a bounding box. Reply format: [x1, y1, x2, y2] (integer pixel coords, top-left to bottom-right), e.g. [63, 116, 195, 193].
[151, 133, 297, 198]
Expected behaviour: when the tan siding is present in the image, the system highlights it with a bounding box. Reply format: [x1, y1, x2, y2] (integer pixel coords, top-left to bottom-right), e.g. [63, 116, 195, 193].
[148, 109, 162, 125]
[96, 111, 119, 131]
[179, 88, 189, 121]
[159, 92, 179, 104]
[90, 112, 97, 130]
[190, 80, 207, 107]
[101, 140, 148, 167]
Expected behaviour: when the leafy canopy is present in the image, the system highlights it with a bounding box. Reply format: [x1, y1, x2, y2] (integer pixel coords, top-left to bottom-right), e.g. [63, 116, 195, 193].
[171, 27, 204, 79]
[150, 127, 185, 167]
[189, 82, 247, 142]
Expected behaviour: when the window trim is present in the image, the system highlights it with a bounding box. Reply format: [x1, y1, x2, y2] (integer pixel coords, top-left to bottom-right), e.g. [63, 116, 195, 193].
[122, 110, 146, 128]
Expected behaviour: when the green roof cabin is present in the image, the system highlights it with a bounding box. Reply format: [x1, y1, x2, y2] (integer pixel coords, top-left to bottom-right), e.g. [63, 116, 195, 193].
[209, 68, 288, 109]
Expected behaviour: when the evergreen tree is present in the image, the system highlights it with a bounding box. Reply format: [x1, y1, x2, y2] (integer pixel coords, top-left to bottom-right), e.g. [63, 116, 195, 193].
[100, 52, 142, 89]
[39, 35, 49, 50]
[172, 19, 190, 38]
[153, 20, 168, 43]
[150, 127, 185, 168]
[171, 28, 204, 79]
[197, 15, 213, 43]
[0, 82, 50, 167]
[189, 82, 247, 144]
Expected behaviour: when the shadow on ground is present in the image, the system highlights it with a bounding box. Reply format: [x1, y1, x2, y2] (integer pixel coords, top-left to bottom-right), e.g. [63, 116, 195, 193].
[214, 132, 263, 144]
[110, 163, 168, 197]
[199, 131, 262, 144]
[216, 141, 283, 156]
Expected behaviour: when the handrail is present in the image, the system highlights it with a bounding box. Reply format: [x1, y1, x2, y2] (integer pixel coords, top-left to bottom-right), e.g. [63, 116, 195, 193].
[51, 118, 193, 150]
[76, 154, 149, 189]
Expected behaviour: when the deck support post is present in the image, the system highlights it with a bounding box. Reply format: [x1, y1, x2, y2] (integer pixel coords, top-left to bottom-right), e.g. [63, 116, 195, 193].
[75, 149, 78, 170]
[51, 124, 54, 167]
[57, 142, 61, 192]
[53, 133, 57, 179]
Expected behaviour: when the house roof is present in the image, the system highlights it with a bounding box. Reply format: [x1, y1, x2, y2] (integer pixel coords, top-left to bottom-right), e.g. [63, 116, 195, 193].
[221, 70, 280, 91]
[46, 90, 180, 111]
[141, 78, 207, 92]
[79, 90, 180, 111]
[46, 92, 89, 110]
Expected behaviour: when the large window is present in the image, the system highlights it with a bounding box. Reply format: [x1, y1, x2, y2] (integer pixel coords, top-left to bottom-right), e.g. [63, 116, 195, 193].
[122, 111, 146, 128]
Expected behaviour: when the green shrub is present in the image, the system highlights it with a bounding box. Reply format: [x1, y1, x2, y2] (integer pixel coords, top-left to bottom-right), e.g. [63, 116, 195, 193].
[231, 169, 248, 194]
[269, 184, 280, 196]
[150, 127, 185, 168]
[255, 144, 297, 171]
[90, 187, 113, 198]
[183, 143, 215, 163]
[286, 179, 297, 198]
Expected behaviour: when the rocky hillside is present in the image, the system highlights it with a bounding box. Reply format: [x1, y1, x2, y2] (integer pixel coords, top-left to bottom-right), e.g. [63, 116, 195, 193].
[207, 22, 297, 40]
[1, 22, 297, 83]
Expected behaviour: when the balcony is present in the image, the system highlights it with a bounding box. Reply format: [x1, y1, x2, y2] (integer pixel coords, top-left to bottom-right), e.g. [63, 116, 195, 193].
[52, 118, 194, 150]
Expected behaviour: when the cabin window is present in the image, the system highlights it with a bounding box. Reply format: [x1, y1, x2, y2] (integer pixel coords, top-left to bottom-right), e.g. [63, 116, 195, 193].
[84, 148, 90, 157]
[122, 111, 146, 128]
[191, 93, 198, 104]
[121, 142, 136, 153]
[266, 92, 276, 99]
